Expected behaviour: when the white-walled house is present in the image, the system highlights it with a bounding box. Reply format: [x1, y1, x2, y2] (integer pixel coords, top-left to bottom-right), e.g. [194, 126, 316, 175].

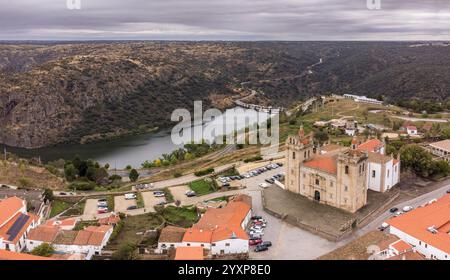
[0, 197, 40, 253]
[366, 154, 400, 192]
[386, 194, 450, 260]
[406, 126, 418, 136]
[158, 194, 252, 257]
[26, 224, 113, 260]
[356, 138, 400, 193]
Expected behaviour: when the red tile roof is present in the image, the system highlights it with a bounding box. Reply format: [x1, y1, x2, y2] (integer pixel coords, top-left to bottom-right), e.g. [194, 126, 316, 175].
[0, 212, 38, 244]
[387, 194, 450, 254]
[182, 196, 251, 243]
[357, 139, 384, 153]
[0, 197, 25, 227]
[303, 155, 338, 174]
[28, 225, 59, 243]
[0, 249, 54, 260]
[390, 239, 413, 253]
[174, 246, 204, 260]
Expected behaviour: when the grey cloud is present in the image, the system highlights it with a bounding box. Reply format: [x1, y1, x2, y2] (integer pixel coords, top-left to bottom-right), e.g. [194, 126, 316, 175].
[0, 0, 450, 40]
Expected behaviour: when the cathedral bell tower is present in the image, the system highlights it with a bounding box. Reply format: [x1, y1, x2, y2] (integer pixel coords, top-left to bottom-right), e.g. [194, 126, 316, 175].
[285, 125, 314, 194]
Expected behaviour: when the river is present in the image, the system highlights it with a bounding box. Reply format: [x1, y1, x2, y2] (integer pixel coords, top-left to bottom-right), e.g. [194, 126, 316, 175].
[1, 107, 272, 169]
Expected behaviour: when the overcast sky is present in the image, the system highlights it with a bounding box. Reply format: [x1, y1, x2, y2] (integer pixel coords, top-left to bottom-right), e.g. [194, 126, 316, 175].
[1, 0, 450, 40]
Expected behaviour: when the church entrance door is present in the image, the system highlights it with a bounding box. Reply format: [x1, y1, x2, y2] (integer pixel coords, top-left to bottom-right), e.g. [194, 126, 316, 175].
[314, 190, 320, 202]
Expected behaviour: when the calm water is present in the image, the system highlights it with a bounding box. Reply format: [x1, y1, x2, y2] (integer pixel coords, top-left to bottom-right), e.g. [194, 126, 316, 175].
[1, 107, 272, 169]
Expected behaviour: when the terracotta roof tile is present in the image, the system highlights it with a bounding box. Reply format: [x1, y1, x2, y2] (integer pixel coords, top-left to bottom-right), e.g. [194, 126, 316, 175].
[0, 197, 24, 227]
[303, 154, 338, 174]
[0, 249, 55, 260]
[357, 139, 384, 153]
[174, 246, 204, 260]
[387, 194, 450, 254]
[28, 225, 59, 243]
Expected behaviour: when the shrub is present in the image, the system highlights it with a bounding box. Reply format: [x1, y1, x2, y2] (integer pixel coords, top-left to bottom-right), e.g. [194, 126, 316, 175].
[194, 168, 215, 177]
[68, 181, 96, 191]
[243, 156, 263, 163]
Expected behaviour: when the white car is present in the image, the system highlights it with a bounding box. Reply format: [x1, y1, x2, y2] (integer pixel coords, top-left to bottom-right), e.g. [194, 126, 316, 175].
[394, 211, 404, 217]
[402, 206, 414, 212]
[154, 192, 165, 197]
[97, 202, 108, 207]
[250, 229, 264, 235]
[125, 193, 136, 200]
[258, 183, 270, 188]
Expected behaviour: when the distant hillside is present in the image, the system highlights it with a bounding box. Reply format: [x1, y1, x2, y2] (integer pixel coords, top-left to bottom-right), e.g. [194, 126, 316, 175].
[0, 42, 449, 148]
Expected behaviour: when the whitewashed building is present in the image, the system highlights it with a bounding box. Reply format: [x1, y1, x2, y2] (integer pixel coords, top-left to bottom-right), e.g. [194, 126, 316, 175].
[0, 197, 40, 253]
[386, 194, 450, 260]
[26, 224, 113, 260]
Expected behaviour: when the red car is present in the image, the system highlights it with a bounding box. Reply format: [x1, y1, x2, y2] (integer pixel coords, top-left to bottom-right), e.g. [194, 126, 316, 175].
[97, 209, 108, 214]
[249, 239, 263, 246]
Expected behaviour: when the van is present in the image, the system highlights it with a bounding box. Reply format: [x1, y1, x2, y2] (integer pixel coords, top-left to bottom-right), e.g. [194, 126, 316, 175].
[125, 193, 136, 200]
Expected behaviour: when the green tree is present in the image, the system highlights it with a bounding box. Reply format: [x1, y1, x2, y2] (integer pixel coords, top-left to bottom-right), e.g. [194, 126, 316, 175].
[112, 242, 138, 260]
[64, 163, 77, 182]
[104, 163, 110, 170]
[125, 165, 132, 170]
[31, 243, 54, 257]
[129, 169, 139, 182]
[400, 145, 433, 177]
[42, 189, 54, 203]
[314, 130, 329, 144]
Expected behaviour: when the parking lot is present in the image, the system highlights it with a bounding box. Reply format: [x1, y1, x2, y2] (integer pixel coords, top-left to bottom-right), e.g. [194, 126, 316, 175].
[233, 166, 342, 260]
[114, 195, 137, 213]
[83, 199, 100, 218]
[169, 185, 191, 202]
[142, 191, 167, 212]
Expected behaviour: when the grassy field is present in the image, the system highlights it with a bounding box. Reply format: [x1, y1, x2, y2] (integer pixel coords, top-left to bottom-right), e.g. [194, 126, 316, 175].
[189, 179, 217, 196]
[106, 213, 164, 250]
[49, 200, 73, 218]
[160, 206, 199, 228]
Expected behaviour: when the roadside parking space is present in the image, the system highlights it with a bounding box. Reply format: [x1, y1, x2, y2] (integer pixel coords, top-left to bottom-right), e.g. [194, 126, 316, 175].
[114, 195, 137, 213]
[142, 191, 166, 212]
[83, 199, 99, 217]
[169, 185, 191, 202]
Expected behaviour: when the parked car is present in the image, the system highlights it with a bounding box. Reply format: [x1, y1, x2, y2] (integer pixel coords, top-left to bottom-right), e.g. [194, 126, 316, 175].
[402, 206, 414, 212]
[250, 225, 264, 231]
[394, 211, 403, 217]
[250, 229, 264, 235]
[250, 233, 262, 239]
[253, 221, 266, 227]
[154, 191, 165, 197]
[261, 241, 272, 247]
[127, 205, 138, 210]
[222, 183, 230, 187]
[97, 202, 108, 207]
[251, 215, 263, 220]
[125, 193, 136, 200]
[97, 208, 108, 214]
[254, 244, 269, 252]
[249, 239, 263, 246]
[265, 178, 274, 184]
[59, 192, 67, 196]
[157, 201, 167, 206]
[258, 183, 270, 189]
[98, 198, 107, 202]
[389, 207, 399, 213]
[185, 191, 196, 197]
[447, 189, 450, 194]
[378, 222, 390, 231]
